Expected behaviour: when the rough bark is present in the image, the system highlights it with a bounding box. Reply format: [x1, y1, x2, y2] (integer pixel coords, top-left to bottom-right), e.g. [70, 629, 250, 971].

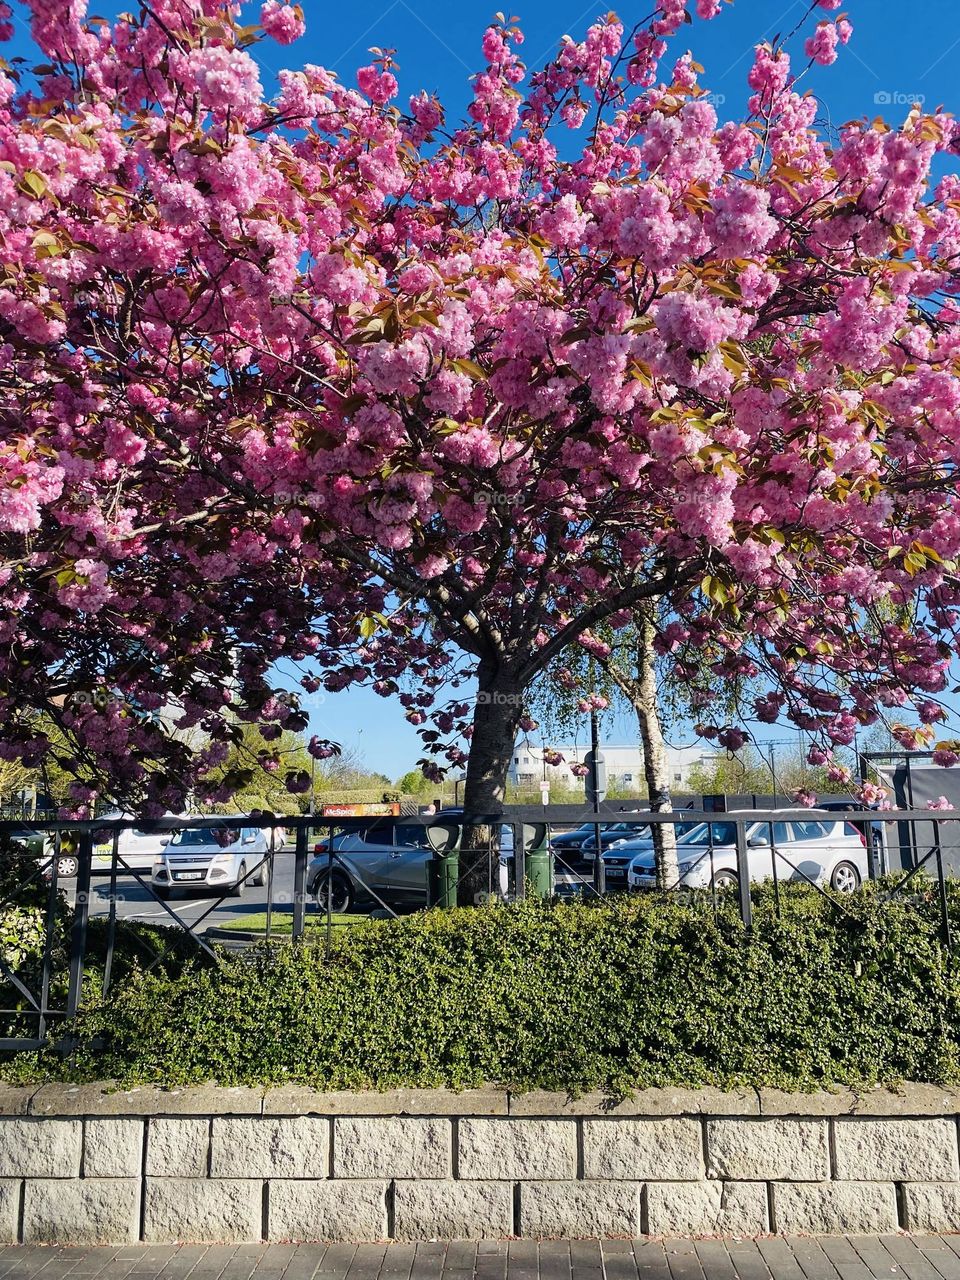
[634, 605, 679, 889]
[458, 662, 524, 907]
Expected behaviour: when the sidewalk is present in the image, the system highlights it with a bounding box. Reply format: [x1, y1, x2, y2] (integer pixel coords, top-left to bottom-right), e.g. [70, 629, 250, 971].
[0, 1236, 958, 1280]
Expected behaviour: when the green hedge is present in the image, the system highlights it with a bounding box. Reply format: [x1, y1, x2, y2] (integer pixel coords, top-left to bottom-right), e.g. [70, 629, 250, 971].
[7, 884, 960, 1094]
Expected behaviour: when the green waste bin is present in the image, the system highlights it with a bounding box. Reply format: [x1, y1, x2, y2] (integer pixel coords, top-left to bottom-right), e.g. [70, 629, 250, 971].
[428, 850, 460, 909]
[525, 842, 554, 899]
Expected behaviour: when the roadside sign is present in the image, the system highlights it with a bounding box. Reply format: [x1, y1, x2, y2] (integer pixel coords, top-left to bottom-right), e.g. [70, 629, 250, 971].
[585, 748, 607, 805]
[320, 802, 400, 817]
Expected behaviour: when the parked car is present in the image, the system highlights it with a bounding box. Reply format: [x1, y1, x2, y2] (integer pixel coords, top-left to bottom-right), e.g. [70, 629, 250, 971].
[578, 821, 651, 856]
[627, 814, 868, 893]
[5, 827, 63, 876]
[600, 821, 701, 890]
[815, 800, 885, 859]
[151, 824, 272, 899]
[307, 817, 511, 913]
[548, 823, 608, 875]
[93, 812, 181, 873]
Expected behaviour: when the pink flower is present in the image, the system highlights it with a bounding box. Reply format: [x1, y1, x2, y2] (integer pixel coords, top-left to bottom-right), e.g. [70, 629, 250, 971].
[654, 292, 741, 352]
[537, 194, 589, 249]
[705, 182, 777, 258]
[748, 46, 790, 99]
[104, 422, 146, 467]
[260, 0, 305, 44]
[171, 44, 263, 121]
[805, 23, 840, 66]
[357, 64, 399, 105]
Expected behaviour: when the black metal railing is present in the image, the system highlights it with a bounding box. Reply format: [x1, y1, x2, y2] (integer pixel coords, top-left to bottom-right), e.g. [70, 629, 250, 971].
[0, 804, 955, 1055]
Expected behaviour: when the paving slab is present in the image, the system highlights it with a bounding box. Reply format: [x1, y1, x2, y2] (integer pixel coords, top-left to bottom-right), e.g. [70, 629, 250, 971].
[4, 1238, 960, 1278]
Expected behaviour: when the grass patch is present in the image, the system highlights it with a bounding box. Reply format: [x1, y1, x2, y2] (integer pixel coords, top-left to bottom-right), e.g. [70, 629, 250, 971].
[221, 910, 360, 933]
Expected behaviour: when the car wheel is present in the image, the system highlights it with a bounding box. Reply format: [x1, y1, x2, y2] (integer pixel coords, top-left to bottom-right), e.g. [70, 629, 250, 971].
[314, 870, 352, 914]
[55, 854, 79, 879]
[712, 869, 739, 889]
[254, 860, 271, 888]
[229, 862, 247, 898]
[830, 860, 861, 894]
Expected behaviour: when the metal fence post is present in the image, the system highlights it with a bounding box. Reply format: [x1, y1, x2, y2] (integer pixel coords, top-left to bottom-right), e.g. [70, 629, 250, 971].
[293, 824, 308, 941]
[734, 820, 752, 928]
[66, 829, 93, 1020]
[513, 821, 525, 899]
[934, 820, 952, 949]
[102, 829, 120, 996]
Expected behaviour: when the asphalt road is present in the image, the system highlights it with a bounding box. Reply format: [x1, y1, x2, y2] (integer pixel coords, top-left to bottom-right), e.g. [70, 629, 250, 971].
[65, 849, 309, 934]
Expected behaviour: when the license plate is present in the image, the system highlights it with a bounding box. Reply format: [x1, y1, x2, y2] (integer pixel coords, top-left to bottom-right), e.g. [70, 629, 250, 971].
[606, 869, 626, 878]
[174, 871, 203, 881]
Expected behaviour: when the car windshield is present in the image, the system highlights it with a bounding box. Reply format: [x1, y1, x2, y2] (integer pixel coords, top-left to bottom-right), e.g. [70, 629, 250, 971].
[171, 828, 238, 848]
[677, 822, 737, 846]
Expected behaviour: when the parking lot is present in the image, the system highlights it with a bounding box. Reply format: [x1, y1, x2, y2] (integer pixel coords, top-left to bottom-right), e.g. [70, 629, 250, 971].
[59, 850, 306, 935]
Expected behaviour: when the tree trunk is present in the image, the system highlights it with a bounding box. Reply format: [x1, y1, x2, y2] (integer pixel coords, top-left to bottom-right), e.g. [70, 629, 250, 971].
[458, 663, 524, 907]
[635, 604, 678, 889]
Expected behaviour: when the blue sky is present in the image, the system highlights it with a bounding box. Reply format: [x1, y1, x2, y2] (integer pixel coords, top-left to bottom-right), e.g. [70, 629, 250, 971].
[8, 0, 959, 779]
[282, 0, 959, 133]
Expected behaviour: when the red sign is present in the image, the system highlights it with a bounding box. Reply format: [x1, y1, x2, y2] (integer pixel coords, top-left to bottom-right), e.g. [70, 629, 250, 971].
[320, 802, 400, 818]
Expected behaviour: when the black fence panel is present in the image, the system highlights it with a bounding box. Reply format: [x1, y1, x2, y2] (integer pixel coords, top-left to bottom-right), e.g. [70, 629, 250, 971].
[0, 804, 956, 1055]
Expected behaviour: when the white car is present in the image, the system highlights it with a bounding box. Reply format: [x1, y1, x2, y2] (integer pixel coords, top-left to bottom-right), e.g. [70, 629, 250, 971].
[627, 814, 868, 893]
[151, 824, 272, 899]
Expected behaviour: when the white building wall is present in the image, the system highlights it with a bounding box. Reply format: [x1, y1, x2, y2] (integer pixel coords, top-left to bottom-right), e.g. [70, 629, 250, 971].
[508, 741, 719, 794]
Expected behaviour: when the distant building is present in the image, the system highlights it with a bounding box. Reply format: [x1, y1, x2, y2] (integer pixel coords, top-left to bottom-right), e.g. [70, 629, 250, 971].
[508, 741, 720, 794]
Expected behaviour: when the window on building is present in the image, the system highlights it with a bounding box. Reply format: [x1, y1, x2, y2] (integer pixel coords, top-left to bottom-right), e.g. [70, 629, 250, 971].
[674, 772, 682, 783]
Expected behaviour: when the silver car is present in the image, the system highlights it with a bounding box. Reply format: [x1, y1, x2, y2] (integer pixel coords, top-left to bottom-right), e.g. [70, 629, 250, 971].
[627, 814, 868, 893]
[307, 818, 511, 913]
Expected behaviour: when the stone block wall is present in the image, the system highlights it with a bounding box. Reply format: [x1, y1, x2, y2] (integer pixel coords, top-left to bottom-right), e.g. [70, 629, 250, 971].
[1, 1082, 960, 1243]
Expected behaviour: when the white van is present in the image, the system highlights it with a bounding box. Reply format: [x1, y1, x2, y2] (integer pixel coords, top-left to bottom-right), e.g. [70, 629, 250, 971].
[93, 812, 180, 873]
